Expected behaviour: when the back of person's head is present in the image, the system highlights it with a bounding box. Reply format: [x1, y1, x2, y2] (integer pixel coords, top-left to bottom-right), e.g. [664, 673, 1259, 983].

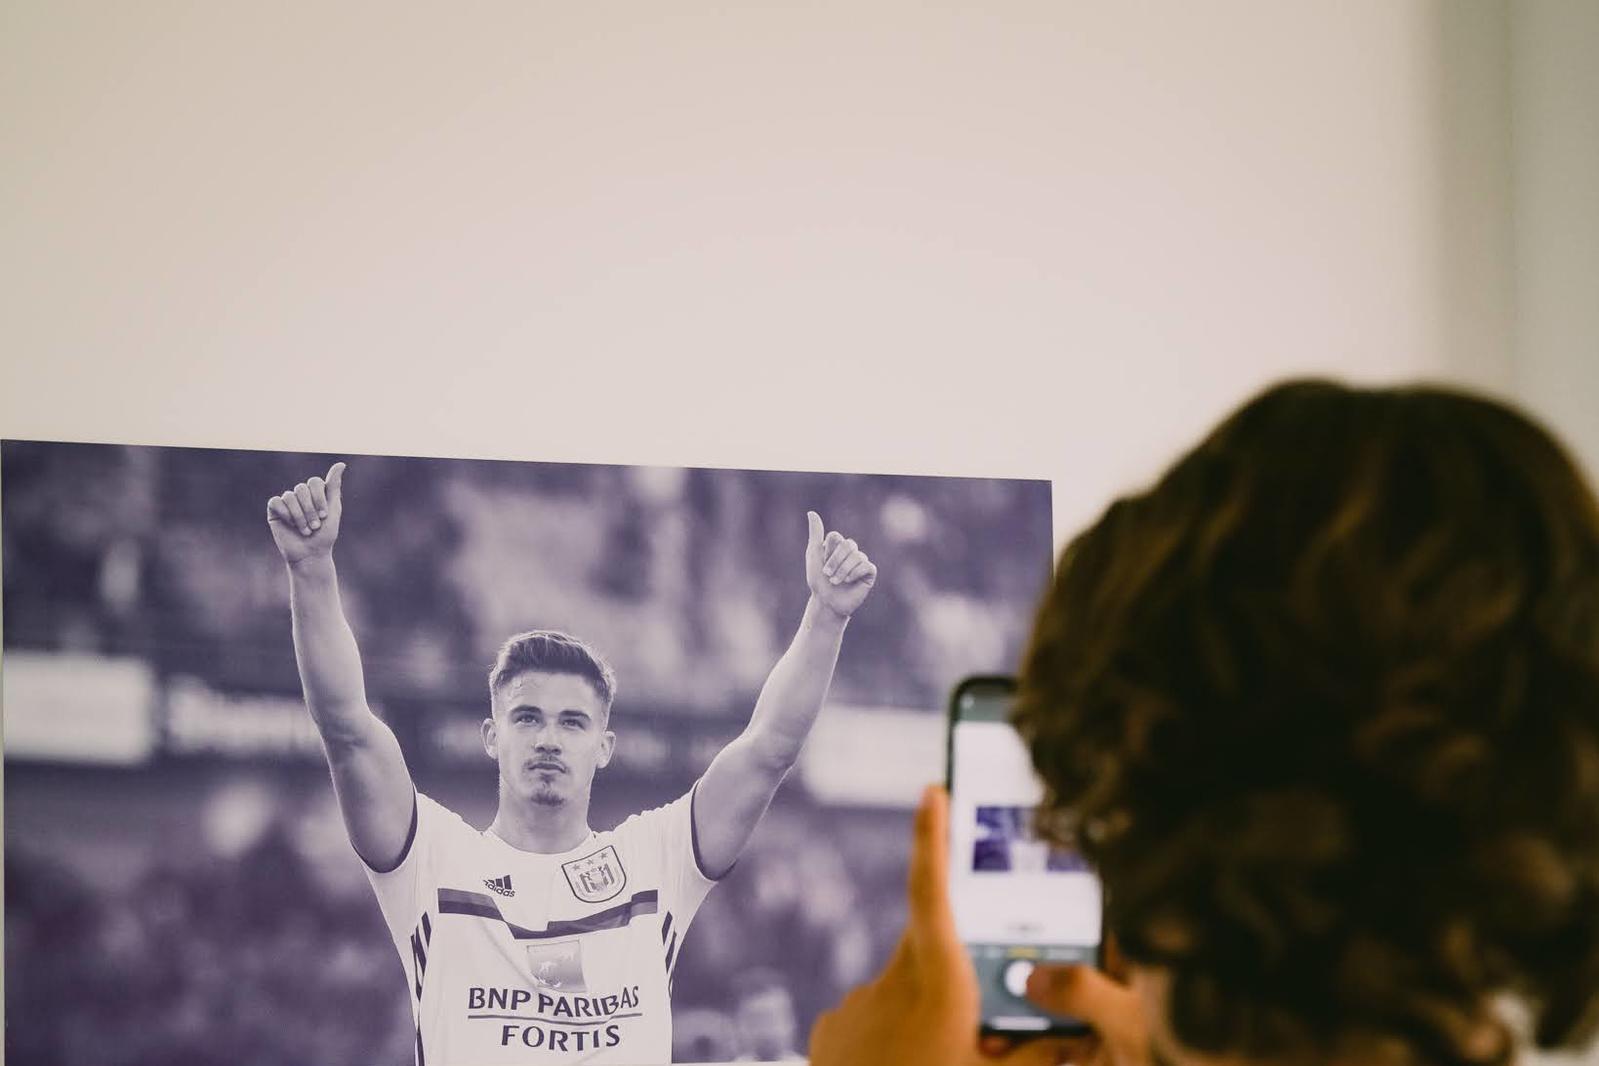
[1013, 379, 1599, 1066]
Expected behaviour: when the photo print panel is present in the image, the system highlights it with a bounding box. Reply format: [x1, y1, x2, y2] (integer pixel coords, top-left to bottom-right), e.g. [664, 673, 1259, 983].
[1, 439, 1053, 1065]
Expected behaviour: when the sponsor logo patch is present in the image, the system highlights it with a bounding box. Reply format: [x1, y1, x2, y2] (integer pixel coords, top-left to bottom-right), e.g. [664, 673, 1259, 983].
[526, 938, 587, 992]
[562, 845, 626, 904]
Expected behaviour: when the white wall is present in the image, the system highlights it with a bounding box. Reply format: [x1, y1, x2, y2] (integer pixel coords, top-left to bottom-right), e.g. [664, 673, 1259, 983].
[1508, 15, 1599, 1066]
[1510, 0, 1599, 487]
[0, 1, 1519, 548]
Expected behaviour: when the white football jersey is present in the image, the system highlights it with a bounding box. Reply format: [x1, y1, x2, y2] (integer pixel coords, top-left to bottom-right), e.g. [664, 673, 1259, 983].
[364, 783, 719, 1065]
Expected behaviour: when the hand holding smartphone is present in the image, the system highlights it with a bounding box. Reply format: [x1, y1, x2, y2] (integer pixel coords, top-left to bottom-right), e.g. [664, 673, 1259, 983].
[945, 676, 1104, 1040]
[809, 695, 1142, 1066]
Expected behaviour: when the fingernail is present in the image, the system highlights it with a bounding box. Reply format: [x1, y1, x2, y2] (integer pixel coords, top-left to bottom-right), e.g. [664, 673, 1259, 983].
[319, 510, 328, 519]
[311, 520, 321, 530]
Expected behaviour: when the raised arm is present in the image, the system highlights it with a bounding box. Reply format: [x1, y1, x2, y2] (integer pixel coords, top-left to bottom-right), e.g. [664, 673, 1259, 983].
[267, 462, 415, 870]
[693, 511, 878, 878]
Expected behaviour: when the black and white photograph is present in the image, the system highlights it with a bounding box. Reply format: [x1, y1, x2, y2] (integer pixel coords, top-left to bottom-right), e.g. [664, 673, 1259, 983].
[2, 439, 1053, 1065]
[970, 806, 1087, 875]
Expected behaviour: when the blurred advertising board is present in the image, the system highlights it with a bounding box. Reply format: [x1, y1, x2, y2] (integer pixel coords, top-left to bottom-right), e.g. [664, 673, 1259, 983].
[2, 651, 158, 764]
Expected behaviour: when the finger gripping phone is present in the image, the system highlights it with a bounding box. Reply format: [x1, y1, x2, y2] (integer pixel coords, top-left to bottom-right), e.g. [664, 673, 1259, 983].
[946, 675, 1102, 1038]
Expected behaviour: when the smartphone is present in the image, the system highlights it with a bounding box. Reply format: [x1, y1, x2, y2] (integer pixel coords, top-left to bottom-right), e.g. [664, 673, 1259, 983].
[945, 675, 1102, 1038]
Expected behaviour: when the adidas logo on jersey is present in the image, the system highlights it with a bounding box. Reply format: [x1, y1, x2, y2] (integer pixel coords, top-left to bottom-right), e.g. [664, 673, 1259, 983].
[484, 875, 516, 898]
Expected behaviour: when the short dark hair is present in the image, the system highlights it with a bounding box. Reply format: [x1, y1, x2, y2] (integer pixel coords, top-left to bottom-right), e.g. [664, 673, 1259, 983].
[489, 630, 618, 712]
[1014, 380, 1599, 1066]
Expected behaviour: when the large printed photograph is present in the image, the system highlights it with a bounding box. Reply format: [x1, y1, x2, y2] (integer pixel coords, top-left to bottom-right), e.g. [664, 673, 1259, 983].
[2, 440, 1053, 1065]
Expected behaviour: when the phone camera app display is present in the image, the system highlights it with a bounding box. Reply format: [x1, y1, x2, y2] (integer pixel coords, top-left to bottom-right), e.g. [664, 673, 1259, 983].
[949, 693, 1102, 1035]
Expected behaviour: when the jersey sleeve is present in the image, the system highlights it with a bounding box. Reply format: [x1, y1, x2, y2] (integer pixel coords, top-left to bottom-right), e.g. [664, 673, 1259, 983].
[625, 778, 724, 931]
[360, 790, 474, 937]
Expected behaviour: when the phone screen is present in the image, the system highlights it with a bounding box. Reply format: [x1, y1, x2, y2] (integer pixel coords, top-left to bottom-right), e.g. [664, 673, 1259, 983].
[947, 677, 1101, 1036]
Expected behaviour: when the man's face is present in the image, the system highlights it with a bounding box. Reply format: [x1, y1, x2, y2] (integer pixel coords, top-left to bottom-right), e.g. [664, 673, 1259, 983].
[484, 671, 614, 811]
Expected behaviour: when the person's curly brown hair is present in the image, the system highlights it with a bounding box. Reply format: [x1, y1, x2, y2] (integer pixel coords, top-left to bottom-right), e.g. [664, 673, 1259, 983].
[1012, 380, 1599, 1066]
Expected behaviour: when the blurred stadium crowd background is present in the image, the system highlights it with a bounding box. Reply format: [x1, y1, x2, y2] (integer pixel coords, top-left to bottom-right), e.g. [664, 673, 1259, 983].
[2, 440, 1052, 1065]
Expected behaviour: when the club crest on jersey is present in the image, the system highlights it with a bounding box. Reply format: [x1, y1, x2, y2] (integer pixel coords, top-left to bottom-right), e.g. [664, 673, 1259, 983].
[562, 845, 626, 903]
[527, 938, 587, 993]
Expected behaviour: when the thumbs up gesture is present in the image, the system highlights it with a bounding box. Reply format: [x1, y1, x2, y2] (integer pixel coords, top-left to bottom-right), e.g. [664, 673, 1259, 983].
[267, 462, 347, 566]
[806, 511, 878, 620]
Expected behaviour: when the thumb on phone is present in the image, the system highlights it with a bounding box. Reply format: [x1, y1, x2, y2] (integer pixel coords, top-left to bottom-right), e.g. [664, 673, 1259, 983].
[1027, 964, 1130, 1021]
[1026, 963, 1148, 1059]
